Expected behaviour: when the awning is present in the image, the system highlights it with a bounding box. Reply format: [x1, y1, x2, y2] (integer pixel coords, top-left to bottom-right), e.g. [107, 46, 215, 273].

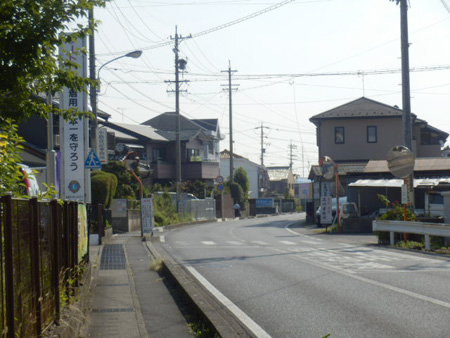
[125, 144, 144, 149]
[349, 178, 450, 188]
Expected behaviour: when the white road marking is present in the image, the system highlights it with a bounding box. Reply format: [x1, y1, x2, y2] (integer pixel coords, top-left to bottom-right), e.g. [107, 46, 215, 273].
[227, 241, 245, 245]
[251, 241, 269, 246]
[159, 236, 165, 243]
[284, 223, 322, 241]
[273, 246, 450, 310]
[185, 265, 272, 338]
[202, 241, 216, 246]
[300, 240, 321, 245]
[279, 241, 297, 245]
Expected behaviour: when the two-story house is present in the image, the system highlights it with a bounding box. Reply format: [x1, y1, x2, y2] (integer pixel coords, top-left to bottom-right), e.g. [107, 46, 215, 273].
[308, 97, 450, 216]
[141, 112, 223, 185]
[102, 112, 223, 188]
[219, 149, 269, 198]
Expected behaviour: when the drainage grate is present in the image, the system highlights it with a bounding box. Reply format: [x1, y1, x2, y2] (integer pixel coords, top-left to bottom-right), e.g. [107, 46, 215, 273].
[100, 244, 126, 270]
[91, 307, 135, 313]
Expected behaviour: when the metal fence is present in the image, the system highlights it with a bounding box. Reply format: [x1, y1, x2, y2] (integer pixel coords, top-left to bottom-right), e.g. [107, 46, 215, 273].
[179, 199, 216, 221]
[0, 195, 85, 338]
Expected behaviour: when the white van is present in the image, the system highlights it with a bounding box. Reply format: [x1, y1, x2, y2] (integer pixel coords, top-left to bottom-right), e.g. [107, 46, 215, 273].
[20, 165, 40, 197]
[316, 197, 360, 225]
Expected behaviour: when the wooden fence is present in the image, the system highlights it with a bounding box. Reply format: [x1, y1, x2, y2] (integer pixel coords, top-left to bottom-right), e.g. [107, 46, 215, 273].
[0, 195, 88, 337]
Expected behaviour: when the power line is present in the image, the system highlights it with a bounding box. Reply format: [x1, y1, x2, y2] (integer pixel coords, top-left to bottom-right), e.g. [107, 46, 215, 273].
[98, 0, 297, 56]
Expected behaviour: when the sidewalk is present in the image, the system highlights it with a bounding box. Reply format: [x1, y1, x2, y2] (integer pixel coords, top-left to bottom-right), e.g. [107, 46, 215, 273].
[81, 232, 194, 338]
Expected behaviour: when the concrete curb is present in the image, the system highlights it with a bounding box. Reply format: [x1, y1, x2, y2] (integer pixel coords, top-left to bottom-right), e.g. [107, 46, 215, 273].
[145, 238, 256, 338]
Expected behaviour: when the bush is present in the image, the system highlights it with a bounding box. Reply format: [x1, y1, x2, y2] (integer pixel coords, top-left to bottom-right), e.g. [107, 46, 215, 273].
[376, 194, 416, 244]
[91, 171, 118, 208]
[396, 241, 424, 250]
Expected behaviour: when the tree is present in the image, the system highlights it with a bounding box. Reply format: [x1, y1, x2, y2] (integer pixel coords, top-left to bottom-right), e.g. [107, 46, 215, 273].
[0, 0, 105, 195]
[0, 0, 105, 123]
[233, 167, 250, 206]
[0, 119, 27, 196]
[102, 161, 144, 200]
[230, 182, 245, 207]
[181, 180, 211, 199]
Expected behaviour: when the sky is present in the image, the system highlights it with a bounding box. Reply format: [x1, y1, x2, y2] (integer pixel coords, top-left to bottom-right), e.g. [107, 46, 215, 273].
[93, 0, 450, 177]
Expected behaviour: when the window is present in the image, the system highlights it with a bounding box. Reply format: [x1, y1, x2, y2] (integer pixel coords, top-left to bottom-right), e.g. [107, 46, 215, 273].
[152, 148, 166, 161]
[335, 127, 345, 144]
[421, 129, 441, 145]
[367, 126, 377, 143]
[187, 148, 201, 162]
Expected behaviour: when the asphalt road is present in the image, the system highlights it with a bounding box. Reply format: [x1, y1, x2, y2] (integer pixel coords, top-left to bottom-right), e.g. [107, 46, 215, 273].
[159, 214, 450, 338]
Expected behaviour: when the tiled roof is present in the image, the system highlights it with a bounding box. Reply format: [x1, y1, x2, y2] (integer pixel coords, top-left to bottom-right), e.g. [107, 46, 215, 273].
[365, 158, 450, 173]
[309, 97, 406, 123]
[309, 163, 367, 179]
[142, 112, 203, 131]
[101, 121, 168, 142]
[192, 119, 218, 132]
[220, 149, 246, 160]
[267, 166, 290, 181]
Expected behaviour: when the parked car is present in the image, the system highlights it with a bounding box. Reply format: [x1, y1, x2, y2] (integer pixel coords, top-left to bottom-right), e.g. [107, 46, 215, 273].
[340, 202, 359, 220]
[316, 197, 350, 225]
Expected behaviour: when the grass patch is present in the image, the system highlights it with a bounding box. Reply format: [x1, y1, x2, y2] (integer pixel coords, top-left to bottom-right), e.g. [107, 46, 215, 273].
[395, 241, 424, 250]
[149, 258, 164, 272]
[188, 321, 216, 338]
[435, 247, 450, 255]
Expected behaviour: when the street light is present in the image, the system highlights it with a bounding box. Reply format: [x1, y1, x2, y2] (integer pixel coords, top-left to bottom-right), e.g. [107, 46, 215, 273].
[90, 50, 143, 154]
[96, 50, 143, 82]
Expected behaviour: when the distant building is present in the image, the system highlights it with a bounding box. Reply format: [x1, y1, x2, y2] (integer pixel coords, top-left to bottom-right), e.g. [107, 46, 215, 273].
[219, 150, 268, 198]
[266, 166, 296, 198]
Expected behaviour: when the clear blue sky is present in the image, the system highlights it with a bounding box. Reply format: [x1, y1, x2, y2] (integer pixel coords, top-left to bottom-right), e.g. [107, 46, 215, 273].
[94, 0, 450, 176]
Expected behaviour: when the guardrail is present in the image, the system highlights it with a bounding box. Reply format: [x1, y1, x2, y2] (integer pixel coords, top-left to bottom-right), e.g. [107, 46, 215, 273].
[372, 220, 450, 250]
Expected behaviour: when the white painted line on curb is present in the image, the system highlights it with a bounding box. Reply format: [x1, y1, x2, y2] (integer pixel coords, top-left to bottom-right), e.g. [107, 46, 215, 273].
[185, 265, 272, 338]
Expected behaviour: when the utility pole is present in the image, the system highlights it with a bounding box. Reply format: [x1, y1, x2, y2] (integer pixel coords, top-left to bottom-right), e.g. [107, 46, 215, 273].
[221, 62, 238, 182]
[255, 122, 269, 166]
[167, 26, 191, 201]
[289, 142, 297, 170]
[391, 0, 414, 209]
[89, 8, 97, 154]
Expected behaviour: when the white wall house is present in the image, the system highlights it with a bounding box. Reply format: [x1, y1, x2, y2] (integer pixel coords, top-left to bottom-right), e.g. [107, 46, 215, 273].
[220, 150, 268, 198]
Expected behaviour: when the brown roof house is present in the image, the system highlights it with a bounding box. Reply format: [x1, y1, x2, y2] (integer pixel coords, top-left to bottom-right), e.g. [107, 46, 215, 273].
[102, 112, 224, 187]
[308, 97, 450, 218]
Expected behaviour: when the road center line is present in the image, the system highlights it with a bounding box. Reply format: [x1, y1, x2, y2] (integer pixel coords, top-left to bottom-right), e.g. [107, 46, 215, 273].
[185, 265, 272, 338]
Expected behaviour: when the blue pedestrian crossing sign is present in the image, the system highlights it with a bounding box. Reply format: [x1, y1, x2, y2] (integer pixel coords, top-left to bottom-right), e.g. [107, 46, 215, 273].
[85, 149, 102, 169]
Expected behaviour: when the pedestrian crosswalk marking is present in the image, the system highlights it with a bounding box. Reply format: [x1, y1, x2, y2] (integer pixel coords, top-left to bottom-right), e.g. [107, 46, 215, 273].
[251, 241, 268, 245]
[279, 241, 297, 245]
[202, 241, 216, 246]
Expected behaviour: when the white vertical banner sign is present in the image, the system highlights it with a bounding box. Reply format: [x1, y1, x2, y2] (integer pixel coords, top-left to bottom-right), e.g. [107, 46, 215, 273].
[59, 35, 88, 202]
[98, 127, 108, 164]
[141, 198, 154, 234]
